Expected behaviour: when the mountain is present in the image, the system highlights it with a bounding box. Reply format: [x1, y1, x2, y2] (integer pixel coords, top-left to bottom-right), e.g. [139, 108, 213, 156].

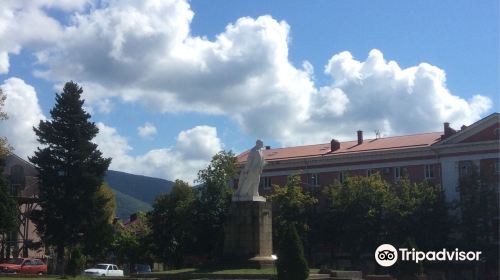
[112, 188, 153, 219]
[104, 170, 175, 219]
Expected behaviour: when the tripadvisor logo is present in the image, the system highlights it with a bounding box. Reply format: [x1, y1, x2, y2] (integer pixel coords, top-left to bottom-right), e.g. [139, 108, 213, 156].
[375, 244, 482, 267]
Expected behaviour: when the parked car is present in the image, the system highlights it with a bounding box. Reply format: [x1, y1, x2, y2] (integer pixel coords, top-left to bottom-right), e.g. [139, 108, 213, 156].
[83, 264, 124, 277]
[133, 264, 151, 274]
[0, 258, 47, 275]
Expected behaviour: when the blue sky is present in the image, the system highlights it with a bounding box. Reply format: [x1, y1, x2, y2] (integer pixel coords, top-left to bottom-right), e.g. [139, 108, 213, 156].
[0, 0, 498, 182]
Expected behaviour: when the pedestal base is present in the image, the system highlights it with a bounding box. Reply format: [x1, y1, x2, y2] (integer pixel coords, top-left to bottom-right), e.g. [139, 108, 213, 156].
[223, 201, 273, 268]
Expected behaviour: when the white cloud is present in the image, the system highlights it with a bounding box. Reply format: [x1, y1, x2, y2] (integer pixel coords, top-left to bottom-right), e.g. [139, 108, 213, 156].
[0, 78, 46, 158]
[137, 122, 157, 138]
[95, 123, 223, 183]
[2, 1, 493, 148]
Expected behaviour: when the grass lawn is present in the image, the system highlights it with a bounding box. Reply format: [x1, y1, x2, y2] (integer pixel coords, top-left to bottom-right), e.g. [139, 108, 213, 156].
[0, 277, 94, 280]
[157, 267, 320, 275]
[0, 268, 321, 279]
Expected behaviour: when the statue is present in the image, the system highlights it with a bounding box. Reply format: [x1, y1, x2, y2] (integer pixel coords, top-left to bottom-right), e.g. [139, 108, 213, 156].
[233, 140, 266, 201]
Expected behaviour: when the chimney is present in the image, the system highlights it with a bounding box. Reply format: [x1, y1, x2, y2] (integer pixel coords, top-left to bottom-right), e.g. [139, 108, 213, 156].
[357, 130, 363, 145]
[330, 139, 340, 152]
[441, 122, 457, 139]
[265, 146, 271, 150]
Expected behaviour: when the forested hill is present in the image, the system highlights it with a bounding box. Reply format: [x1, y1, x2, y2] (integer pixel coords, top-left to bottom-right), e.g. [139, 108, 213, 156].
[104, 170, 175, 218]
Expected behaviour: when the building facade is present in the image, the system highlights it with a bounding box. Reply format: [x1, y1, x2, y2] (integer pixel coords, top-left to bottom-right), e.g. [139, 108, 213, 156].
[1, 154, 45, 259]
[237, 113, 499, 205]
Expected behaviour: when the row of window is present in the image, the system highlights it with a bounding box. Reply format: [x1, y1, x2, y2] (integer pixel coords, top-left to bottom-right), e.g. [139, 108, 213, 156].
[259, 165, 436, 189]
[259, 160, 499, 190]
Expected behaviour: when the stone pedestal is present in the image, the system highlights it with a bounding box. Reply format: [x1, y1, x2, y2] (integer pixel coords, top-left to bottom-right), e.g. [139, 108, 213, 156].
[223, 201, 273, 268]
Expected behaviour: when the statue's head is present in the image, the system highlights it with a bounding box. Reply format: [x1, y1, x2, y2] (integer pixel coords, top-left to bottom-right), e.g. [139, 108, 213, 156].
[256, 139, 263, 148]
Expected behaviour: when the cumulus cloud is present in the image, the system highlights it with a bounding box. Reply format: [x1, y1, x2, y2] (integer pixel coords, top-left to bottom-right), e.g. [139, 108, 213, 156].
[0, 78, 46, 158]
[137, 122, 157, 138]
[0, 0, 91, 73]
[2, 0, 493, 147]
[0, 77, 221, 182]
[95, 123, 223, 183]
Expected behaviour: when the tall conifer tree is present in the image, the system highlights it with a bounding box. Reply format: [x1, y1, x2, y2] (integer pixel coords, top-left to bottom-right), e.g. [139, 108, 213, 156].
[30, 82, 111, 274]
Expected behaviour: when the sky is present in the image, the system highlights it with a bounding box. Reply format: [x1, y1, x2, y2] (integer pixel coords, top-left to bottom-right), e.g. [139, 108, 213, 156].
[0, 0, 498, 183]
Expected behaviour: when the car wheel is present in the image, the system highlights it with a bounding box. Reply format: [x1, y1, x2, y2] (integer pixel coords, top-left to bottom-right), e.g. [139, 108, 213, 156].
[37, 272, 43, 276]
[101, 274, 106, 277]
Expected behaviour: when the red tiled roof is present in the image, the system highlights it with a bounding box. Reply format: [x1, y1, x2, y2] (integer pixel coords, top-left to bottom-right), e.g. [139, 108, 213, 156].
[237, 132, 443, 163]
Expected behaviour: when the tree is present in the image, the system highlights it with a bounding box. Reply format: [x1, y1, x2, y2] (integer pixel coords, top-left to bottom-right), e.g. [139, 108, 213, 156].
[150, 180, 196, 266]
[194, 150, 238, 258]
[0, 88, 11, 157]
[113, 212, 152, 271]
[456, 163, 499, 274]
[326, 173, 451, 271]
[276, 224, 309, 280]
[385, 178, 450, 251]
[0, 158, 18, 244]
[0, 87, 18, 259]
[268, 174, 317, 238]
[29, 81, 111, 274]
[82, 183, 117, 260]
[325, 173, 391, 266]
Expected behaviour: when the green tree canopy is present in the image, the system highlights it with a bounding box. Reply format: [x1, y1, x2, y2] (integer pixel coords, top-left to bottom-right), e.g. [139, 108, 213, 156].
[0, 88, 11, 157]
[194, 150, 238, 258]
[268, 174, 318, 235]
[326, 174, 390, 260]
[29, 81, 111, 274]
[0, 88, 18, 253]
[0, 159, 18, 236]
[150, 179, 196, 266]
[82, 183, 117, 260]
[113, 211, 152, 269]
[456, 164, 498, 257]
[325, 173, 450, 269]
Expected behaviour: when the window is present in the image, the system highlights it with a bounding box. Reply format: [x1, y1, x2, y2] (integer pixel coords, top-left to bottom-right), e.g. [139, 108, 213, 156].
[495, 159, 499, 174]
[459, 161, 473, 177]
[260, 177, 271, 190]
[309, 173, 320, 187]
[367, 169, 373, 176]
[425, 164, 434, 179]
[339, 171, 347, 183]
[394, 167, 402, 180]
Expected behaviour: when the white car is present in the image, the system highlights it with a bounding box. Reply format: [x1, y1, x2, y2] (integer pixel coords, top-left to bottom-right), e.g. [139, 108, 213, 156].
[83, 264, 124, 277]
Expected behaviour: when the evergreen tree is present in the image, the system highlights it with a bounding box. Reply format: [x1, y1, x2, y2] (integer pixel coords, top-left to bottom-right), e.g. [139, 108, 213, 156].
[29, 81, 111, 274]
[81, 183, 116, 261]
[276, 224, 309, 280]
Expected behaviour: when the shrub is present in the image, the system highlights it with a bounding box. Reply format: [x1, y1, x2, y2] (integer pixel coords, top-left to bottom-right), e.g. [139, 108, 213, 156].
[276, 224, 309, 280]
[66, 247, 85, 276]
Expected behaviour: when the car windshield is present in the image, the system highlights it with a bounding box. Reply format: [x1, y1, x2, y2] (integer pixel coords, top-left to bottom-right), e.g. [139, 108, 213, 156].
[94, 264, 108, 270]
[6, 259, 23, 265]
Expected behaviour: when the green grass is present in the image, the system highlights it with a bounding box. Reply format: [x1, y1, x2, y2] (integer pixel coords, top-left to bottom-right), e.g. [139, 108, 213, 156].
[155, 267, 319, 275]
[0, 277, 94, 280]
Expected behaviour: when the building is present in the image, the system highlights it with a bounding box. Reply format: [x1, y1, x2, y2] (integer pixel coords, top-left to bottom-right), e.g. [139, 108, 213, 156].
[237, 113, 499, 204]
[0, 154, 45, 259]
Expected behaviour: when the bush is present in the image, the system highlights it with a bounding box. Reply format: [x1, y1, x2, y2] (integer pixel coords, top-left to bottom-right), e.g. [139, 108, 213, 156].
[66, 247, 85, 276]
[276, 224, 309, 280]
